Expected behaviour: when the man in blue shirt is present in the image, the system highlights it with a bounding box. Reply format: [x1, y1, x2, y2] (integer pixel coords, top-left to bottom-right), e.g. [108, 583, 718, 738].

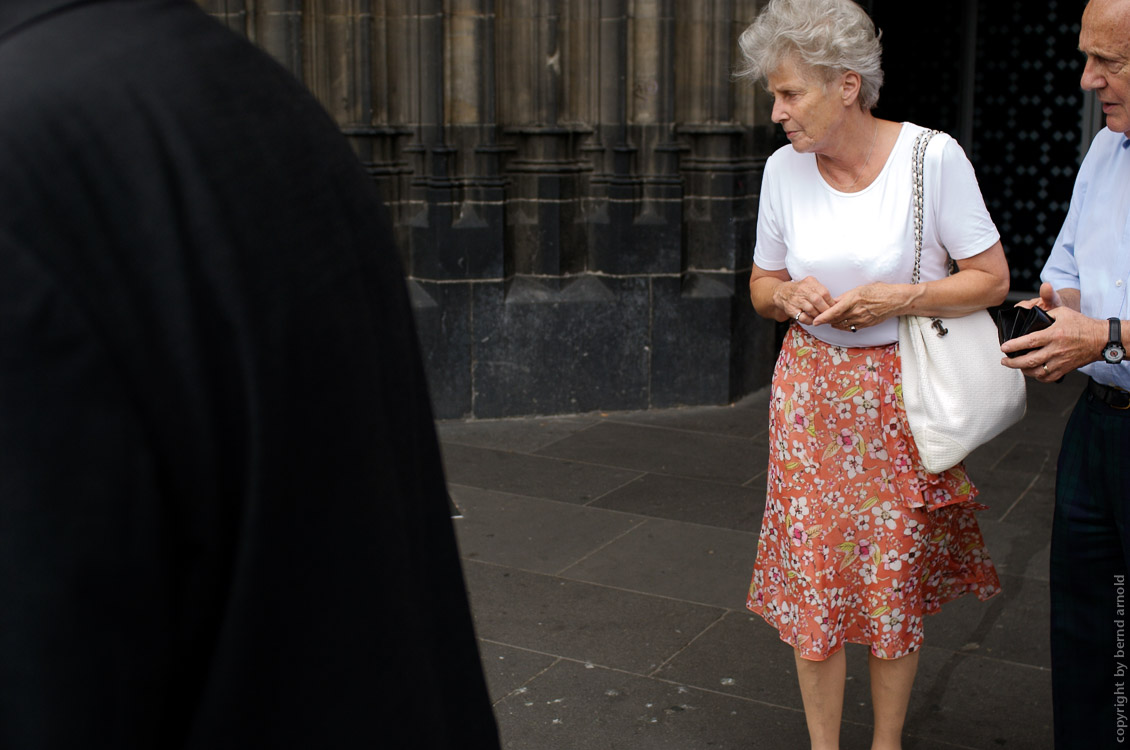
[1003, 0, 1130, 745]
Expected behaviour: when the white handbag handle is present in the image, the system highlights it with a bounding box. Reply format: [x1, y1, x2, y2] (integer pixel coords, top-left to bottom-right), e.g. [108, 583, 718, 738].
[910, 129, 949, 337]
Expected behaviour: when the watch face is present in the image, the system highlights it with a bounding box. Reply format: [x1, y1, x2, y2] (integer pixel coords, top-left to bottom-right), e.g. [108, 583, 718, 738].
[1105, 343, 1126, 364]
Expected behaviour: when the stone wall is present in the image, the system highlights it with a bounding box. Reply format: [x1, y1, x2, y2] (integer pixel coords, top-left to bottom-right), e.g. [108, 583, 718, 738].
[198, 0, 779, 418]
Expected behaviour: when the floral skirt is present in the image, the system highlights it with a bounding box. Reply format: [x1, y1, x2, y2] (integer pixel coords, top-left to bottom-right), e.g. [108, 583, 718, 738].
[746, 324, 1001, 660]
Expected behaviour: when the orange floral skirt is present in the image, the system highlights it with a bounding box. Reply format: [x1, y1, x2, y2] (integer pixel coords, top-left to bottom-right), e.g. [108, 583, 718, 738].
[746, 324, 1001, 660]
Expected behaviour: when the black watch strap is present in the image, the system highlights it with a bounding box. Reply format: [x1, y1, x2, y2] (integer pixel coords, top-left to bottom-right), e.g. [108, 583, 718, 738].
[1105, 317, 1126, 364]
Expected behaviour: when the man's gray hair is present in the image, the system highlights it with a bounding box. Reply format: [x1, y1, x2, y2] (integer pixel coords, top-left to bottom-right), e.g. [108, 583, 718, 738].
[736, 0, 884, 111]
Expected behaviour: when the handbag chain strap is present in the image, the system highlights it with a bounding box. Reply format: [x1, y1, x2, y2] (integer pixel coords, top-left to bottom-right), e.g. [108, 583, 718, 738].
[911, 129, 949, 337]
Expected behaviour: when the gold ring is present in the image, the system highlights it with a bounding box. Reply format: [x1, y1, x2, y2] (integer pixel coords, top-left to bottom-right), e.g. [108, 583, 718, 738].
[1043, 364, 1050, 374]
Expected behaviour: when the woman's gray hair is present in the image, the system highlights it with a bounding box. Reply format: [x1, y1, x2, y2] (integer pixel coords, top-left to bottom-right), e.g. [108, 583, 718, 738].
[736, 0, 884, 111]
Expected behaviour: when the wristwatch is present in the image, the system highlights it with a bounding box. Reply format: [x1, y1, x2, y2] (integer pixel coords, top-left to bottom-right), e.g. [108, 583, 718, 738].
[1103, 317, 1126, 364]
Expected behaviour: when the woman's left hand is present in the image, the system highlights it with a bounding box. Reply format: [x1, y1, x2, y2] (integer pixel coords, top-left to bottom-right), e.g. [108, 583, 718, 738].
[811, 283, 908, 331]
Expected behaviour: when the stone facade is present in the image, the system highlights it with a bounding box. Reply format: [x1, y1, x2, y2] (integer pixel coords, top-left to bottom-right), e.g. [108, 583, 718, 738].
[196, 1, 1084, 419]
[198, 0, 778, 418]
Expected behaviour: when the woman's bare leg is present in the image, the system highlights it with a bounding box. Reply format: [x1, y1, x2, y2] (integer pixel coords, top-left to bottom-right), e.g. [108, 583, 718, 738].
[868, 650, 920, 750]
[794, 647, 846, 750]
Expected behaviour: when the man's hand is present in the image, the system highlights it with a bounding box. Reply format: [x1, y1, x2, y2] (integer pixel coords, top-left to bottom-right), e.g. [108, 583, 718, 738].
[1001, 302, 1106, 381]
[1013, 282, 1063, 312]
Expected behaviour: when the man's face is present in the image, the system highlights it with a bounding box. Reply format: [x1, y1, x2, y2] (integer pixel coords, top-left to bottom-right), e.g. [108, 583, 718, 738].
[1080, 0, 1130, 135]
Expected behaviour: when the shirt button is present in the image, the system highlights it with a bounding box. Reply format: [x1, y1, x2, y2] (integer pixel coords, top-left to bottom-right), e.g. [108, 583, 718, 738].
[1119, 280, 1125, 287]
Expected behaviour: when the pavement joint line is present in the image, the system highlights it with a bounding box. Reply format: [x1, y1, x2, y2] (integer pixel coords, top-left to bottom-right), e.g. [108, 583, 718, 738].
[581, 471, 650, 508]
[596, 415, 771, 445]
[447, 481, 649, 515]
[741, 468, 768, 489]
[465, 556, 742, 611]
[985, 438, 1020, 473]
[446, 442, 761, 490]
[600, 416, 773, 444]
[491, 655, 564, 709]
[526, 420, 607, 456]
[647, 609, 730, 678]
[553, 517, 652, 577]
[481, 448, 767, 489]
[917, 641, 1052, 673]
[997, 451, 1051, 523]
[449, 481, 765, 537]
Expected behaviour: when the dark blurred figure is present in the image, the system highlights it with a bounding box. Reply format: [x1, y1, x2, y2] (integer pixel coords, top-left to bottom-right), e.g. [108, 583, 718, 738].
[0, 1, 499, 748]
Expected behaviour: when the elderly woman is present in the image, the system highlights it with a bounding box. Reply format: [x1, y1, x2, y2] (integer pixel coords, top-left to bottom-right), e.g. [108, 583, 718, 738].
[737, 1, 1007, 748]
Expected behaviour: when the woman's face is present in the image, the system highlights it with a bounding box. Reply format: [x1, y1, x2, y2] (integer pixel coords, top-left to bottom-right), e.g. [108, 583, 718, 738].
[766, 58, 846, 154]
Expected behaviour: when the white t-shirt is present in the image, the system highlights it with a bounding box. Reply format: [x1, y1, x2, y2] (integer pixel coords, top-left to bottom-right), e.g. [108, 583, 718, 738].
[753, 122, 1001, 347]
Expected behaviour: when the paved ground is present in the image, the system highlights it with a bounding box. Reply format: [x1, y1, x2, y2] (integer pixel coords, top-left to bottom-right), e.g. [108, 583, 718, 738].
[439, 371, 1084, 750]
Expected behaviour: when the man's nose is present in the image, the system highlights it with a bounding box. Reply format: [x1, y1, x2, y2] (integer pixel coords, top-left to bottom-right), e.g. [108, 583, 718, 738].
[1081, 57, 1104, 91]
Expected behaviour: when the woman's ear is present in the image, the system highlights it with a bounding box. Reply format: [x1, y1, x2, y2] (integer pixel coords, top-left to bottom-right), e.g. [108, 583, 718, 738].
[840, 70, 862, 107]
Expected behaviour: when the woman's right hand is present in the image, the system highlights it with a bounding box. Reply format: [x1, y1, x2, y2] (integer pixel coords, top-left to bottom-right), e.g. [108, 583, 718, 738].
[772, 276, 835, 324]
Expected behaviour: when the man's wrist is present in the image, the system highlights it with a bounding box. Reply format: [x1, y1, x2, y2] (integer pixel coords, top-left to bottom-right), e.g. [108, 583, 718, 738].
[1101, 317, 1127, 364]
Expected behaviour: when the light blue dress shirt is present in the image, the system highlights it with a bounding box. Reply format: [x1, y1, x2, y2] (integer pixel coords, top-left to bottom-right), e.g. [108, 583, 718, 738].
[1042, 127, 1130, 390]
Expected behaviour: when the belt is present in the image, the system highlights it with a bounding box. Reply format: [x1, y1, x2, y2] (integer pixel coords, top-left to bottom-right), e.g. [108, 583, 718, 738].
[1088, 378, 1130, 410]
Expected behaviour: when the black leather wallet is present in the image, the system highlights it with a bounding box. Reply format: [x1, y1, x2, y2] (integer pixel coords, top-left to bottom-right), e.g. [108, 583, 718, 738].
[995, 306, 1055, 358]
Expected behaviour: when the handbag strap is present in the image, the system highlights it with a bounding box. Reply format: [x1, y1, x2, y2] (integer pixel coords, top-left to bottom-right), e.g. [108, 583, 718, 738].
[910, 129, 940, 286]
[910, 129, 950, 337]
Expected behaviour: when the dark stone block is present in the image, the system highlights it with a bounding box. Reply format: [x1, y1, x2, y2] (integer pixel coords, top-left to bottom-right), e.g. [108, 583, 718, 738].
[471, 275, 651, 417]
[505, 172, 585, 277]
[408, 279, 472, 419]
[584, 190, 682, 276]
[683, 174, 748, 271]
[649, 273, 734, 407]
[730, 272, 779, 400]
[407, 186, 505, 280]
[649, 272, 778, 408]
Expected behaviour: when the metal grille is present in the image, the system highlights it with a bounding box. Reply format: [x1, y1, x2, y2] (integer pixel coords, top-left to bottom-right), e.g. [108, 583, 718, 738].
[971, 0, 1083, 290]
[872, 0, 1084, 292]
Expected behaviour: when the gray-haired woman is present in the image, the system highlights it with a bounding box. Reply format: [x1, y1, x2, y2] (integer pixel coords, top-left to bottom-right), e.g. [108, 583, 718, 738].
[738, 1, 1007, 748]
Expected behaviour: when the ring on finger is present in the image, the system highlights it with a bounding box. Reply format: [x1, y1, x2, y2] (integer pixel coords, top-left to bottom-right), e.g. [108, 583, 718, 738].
[1042, 364, 1049, 375]
[849, 325, 857, 333]
[794, 311, 802, 322]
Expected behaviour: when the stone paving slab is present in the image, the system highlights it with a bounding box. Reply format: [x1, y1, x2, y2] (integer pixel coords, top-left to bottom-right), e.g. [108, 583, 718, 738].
[438, 415, 601, 453]
[608, 391, 772, 440]
[559, 519, 759, 611]
[589, 473, 765, 533]
[922, 573, 1052, 669]
[451, 485, 649, 575]
[478, 640, 560, 703]
[463, 560, 728, 675]
[442, 442, 642, 505]
[534, 421, 766, 486]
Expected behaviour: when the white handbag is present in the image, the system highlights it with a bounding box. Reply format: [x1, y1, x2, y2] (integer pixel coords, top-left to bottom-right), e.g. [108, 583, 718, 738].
[898, 130, 1026, 474]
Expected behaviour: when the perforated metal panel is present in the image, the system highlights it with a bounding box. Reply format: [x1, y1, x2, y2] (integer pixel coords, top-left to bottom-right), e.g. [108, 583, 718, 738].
[872, 0, 1085, 291]
[971, 0, 1084, 289]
